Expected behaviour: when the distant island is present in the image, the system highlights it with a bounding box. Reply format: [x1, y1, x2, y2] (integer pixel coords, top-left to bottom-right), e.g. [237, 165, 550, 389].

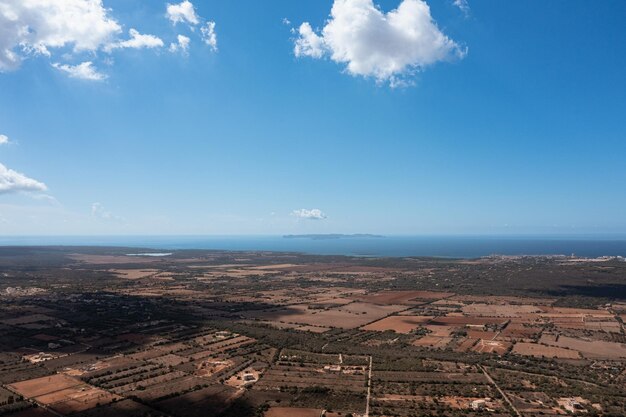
[283, 234, 385, 240]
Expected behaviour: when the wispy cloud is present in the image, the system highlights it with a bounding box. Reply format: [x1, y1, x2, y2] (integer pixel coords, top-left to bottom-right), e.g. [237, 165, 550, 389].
[291, 208, 327, 220]
[201, 21, 218, 51]
[104, 29, 164, 52]
[453, 0, 470, 17]
[0, 163, 47, 194]
[0, 135, 9, 145]
[91, 202, 124, 222]
[52, 61, 107, 81]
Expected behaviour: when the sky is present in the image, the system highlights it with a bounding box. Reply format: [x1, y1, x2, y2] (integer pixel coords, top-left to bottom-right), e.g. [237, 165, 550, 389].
[0, 0, 625, 236]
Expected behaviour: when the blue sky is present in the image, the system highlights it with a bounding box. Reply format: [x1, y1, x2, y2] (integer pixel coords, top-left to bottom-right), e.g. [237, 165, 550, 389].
[0, 0, 625, 235]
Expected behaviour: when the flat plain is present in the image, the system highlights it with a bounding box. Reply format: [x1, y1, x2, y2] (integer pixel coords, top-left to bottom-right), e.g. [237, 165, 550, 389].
[0, 247, 625, 416]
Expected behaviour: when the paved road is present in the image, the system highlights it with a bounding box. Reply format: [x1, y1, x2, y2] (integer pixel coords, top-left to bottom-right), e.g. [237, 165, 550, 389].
[365, 355, 373, 417]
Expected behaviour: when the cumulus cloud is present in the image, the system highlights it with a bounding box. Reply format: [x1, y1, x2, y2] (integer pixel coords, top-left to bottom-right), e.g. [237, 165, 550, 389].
[166, 1, 199, 25]
[52, 61, 106, 80]
[169, 35, 191, 54]
[0, 135, 9, 145]
[0, 163, 47, 194]
[201, 21, 218, 51]
[0, 1, 201, 80]
[293, 0, 466, 86]
[294, 23, 325, 59]
[104, 29, 164, 52]
[0, 0, 121, 71]
[291, 208, 327, 220]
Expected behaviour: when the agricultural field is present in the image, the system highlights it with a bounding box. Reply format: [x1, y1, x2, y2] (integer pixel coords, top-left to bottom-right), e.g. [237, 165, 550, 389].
[9, 374, 121, 414]
[0, 247, 625, 416]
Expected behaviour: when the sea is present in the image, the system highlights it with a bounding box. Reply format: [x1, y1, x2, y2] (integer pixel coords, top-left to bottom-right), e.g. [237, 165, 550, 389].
[1, 235, 626, 259]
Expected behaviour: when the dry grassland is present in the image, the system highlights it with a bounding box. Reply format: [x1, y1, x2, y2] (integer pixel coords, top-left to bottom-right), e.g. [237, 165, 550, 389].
[461, 303, 544, 316]
[359, 290, 454, 305]
[512, 342, 581, 359]
[540, 334, 626, 359]
[264, 408, 323, 417]
[110, 269, 159, 279]
[247, 302, 405, 329]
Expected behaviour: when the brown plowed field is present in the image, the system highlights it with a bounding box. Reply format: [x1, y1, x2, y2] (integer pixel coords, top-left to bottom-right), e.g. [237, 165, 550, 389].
[361, 315, 433, 333]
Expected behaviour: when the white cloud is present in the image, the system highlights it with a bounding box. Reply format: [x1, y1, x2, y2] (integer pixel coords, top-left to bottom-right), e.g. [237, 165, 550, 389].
[91, 202, 110, 219]
[291, 208, 327, 220]
[52, 61, 106, 80]
[0, 163, 47, 194]
[105, 29, 164, 52]
[294, 0, 466, 86]
[169, 35, 190, 54]
[453, 0, 470, 16]
[294, 22, 325, 59]
[0, 135, 9, 145]
[0, 1, 188, 79]
[165, 1, 218, 53]
[166, 1, 199, 25]
[0, 0, 121, 71]
[201, 21, 217, 51]
[91, 202, 124, 221]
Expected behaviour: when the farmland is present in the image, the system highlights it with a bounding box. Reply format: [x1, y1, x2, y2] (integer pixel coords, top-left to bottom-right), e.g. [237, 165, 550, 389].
[0, 247, 625, 416]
